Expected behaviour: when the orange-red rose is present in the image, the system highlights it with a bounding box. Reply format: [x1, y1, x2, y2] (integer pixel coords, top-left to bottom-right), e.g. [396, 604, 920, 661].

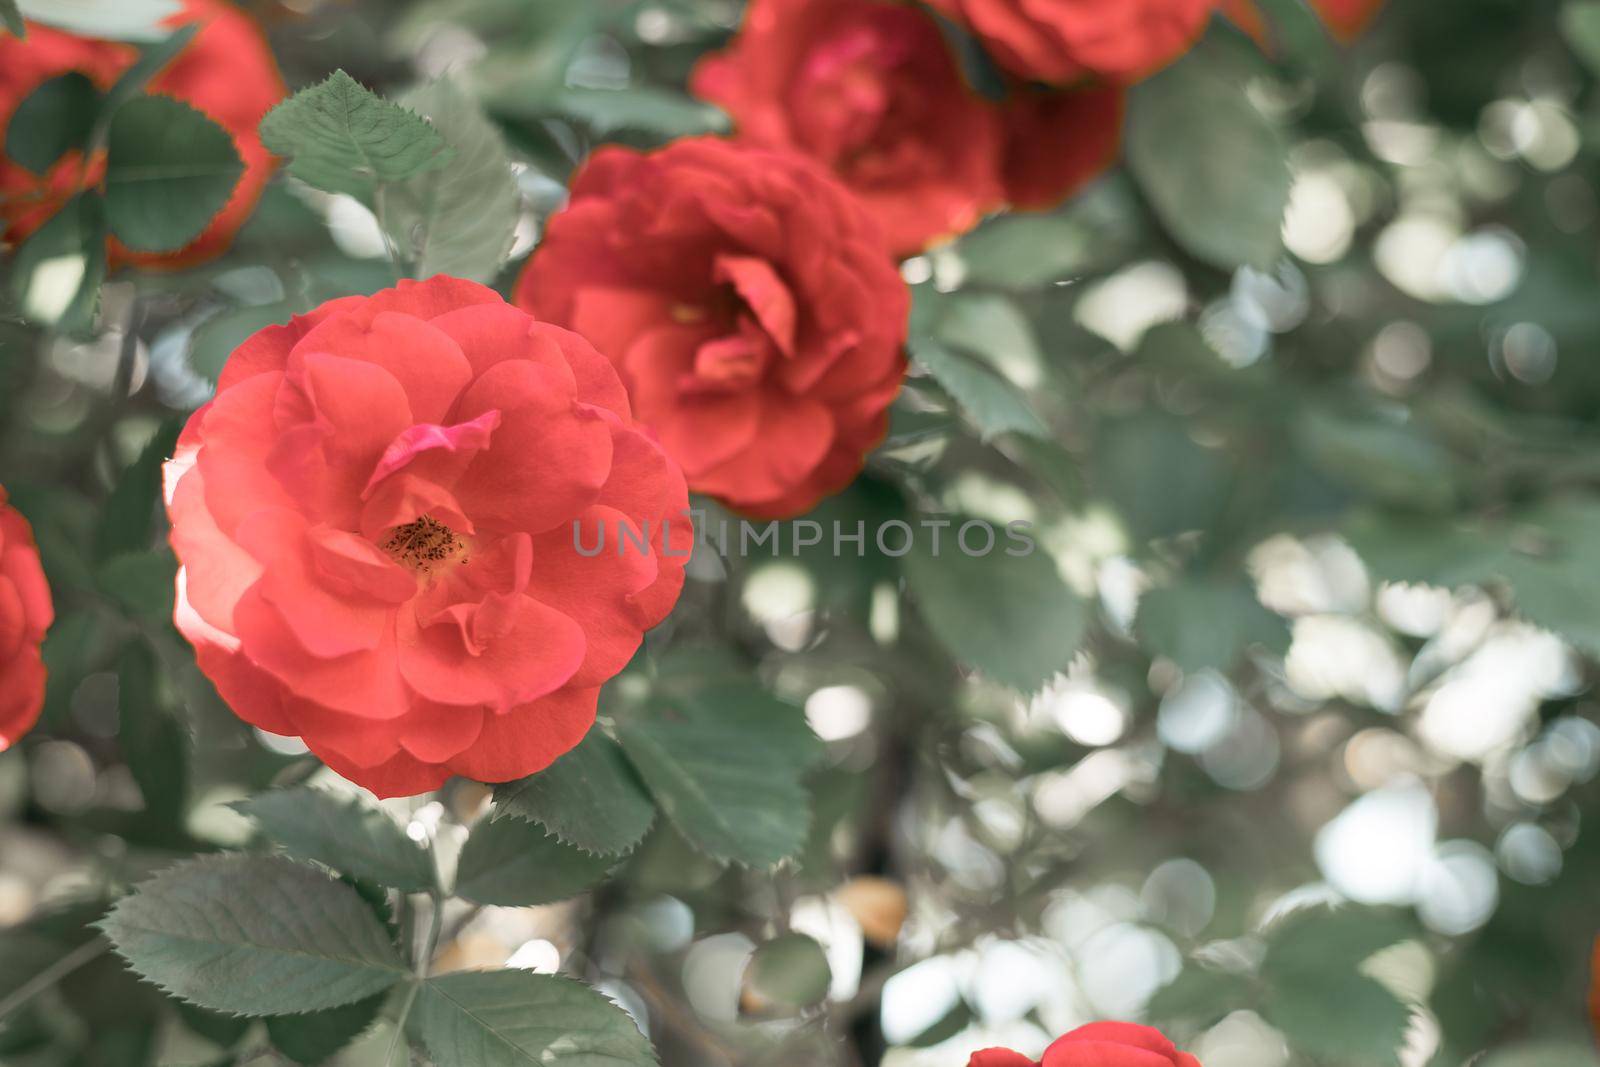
[0, 0, 284, 270]
[921, 0, 1221, 84]
[516, 136, 909, 519]
[971, 1022, 1202, 1067]
[164, 277, 691, 798]
[690, 0, 1121, 255]
[0, 487, 53, 752]
[1308, 0, 1384, 41]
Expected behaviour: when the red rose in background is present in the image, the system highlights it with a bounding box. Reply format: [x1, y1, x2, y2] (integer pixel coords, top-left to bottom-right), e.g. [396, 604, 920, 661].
[0, 487, 53, 752]
[922, 0, 1221, 84]
[689, 0, 1121, 254]
[1590, 936, 1600, 1048]
[516, 137, 909, 518]
[971, 1022, 1202, 1067]
[997, 83, 1124, 210]
[1309, 0, 1384, 41]
[164, 277, 691, 798]
[0, 0, 285, 270]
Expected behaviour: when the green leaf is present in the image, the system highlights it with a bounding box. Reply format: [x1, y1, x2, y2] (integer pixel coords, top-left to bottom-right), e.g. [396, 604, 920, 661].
[1343, 512, 1506, 589]
[1562, 1, 1600, 76]
[1096, 413, 1234, 543]
[0, 0, 22, 36]
[102, 24, 199, 115]
[388, 80, 518, 283]
[9, 192, 106, 334]
[955, 214, 1098, 289]
[1493, 500, 1600, 658]
[493, 728, 656, 856]
[266, 992, 388, 1065]
[188, 303, 297, 383]
[616, 678, 822, 868]
[1261, 971, 1410, 1067]
[98, 854, 407, 1016]
[116, 640, 189, 822]
[746, 934, 831, 1008]
[96, 549, 176, 621]
[176, 1002, 252, 1049]
[1261, 905, 1414, 980]
[411, 971, 655, 1067]
[1477, 1041, 1600, 1067]
[17, 0, 180, 41]
[549, 86, 727, 138]
[453, 815, 616, 906]
[1295, 407, 1458, 511]
[5, 73, 99, 174]
[231, 786, 437, 893]
[104, 95, 243, 253]
[1146, 965, 1256, 1029]
[1258, 905, 1414, 1065]
[1137, 577, 1289, 672]
[1126, 47, 1290, 270]
[936, 293, 1045, 383]
[1347, 499, 1600, 657]
[97, 419, 182, 562]
[901, 515, 1085, 692]
[910, 338, 1047, 441]
[260, 70, 453, 197]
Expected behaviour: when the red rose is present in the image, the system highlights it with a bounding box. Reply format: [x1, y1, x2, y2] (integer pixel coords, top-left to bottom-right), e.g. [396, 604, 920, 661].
[921, 0, 1220, 84]
[971, 1022, 1202, 1067]
[996, 83, 1124, 211]
[0, 0, 285, 270]
[689, 0, 1121, 254]
[1590, 936, 1600, 1048]
[515, 137, 909, 519]
[0, 487, 53, 752]
[1308, 0, 1384, 41]
[164, 277, 691, 798]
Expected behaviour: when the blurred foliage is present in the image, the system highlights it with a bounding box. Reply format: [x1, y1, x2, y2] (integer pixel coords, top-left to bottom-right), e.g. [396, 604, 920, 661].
[3, 0, 1600, 1065]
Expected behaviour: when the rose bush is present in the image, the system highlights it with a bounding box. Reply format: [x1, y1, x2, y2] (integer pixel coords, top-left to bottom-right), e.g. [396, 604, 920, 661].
[516, 136, 909, 518]
[0, 0, 284, 269]
[164, 277, 690, 797]
[970, 1022, 1201, 1067]
[689, 0, 1121, 254]
[0, 488, 52, 752]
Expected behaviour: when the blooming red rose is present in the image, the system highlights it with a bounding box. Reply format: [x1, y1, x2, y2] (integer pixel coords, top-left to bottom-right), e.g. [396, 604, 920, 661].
[921, 0, 1221, 85]
[0, 0, 285, 270]
[164, 277, 691, 798]
[971, 1022, 1202, 1067]
[689, 0, 1121, 254]
[0, 487, 53, 752]
[516, 137, 909, 519]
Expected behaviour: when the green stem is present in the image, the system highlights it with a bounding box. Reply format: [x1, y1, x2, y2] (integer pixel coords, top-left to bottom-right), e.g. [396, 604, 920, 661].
[385, 891, 445, 1066]
[0, 938, 108, 1023]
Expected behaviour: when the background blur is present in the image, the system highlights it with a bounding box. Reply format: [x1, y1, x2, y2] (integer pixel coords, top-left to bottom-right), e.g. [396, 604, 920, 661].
[4, 0, 1600, 1065]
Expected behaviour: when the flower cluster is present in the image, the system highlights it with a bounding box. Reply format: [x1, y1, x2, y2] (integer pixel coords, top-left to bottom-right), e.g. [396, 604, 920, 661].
[1, 0, 1385, 794]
